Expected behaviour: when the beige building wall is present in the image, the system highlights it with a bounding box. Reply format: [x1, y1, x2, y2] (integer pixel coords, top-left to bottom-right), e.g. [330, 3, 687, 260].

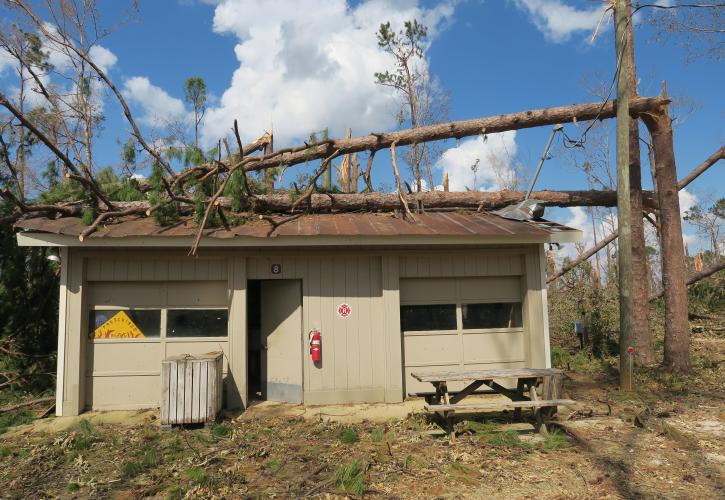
[56, 245, 550, 416]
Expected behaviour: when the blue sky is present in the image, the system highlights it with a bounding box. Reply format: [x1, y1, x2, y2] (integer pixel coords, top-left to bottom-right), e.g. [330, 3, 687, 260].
[1, 0, 723, 253]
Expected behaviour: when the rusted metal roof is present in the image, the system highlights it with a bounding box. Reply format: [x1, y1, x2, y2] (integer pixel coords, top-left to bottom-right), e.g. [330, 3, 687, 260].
[15, 211, 579, 241]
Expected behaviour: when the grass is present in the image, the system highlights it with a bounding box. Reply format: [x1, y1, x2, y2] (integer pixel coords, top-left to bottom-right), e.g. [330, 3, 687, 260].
[70, 419, 98, 451]
[333, 460, 365, 496]
[264, 457, 283, 474]
[339, 427, 359, 444]
[121, 447, 158, 478]
[541, 429, 570, 450]
[370, 427, 385, 442]
[0, 408, 35, 434]
[211, 423, 230, 438]
[464, 420, 501, 434]
[66, 482, 80, 493]
[186, 466, 207, 485]
[166, 486, 184, 500]
[0, 446, 11, 458]
[444, 461, 478, 485]
[487, 429, 524, 447]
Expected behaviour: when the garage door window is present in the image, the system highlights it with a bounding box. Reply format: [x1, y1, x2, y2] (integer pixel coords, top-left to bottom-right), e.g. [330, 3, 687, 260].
[401, 304, 456, 332]
[89, 309, 161, 339]
[462, 302, 522, 330]
[167, 309, 229, 338]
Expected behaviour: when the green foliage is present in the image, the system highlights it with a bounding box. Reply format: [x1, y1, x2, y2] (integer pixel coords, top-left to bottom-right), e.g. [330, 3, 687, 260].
[121, 138, 137, 168]
[333, 460, 365, 496]
[66, 482, 80, 493]
[148, 162, 179, 225]
[184, 77, 207, 116]
[224, 170, 246, 212]
[375, 20, 428, 90]
[0, 200, 58, 392]
[81, 207, 96, 226]
[339, 427, 359, 444]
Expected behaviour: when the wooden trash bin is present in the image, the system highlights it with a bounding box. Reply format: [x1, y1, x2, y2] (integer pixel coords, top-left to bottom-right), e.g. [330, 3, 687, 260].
[161, 352, 223, 426]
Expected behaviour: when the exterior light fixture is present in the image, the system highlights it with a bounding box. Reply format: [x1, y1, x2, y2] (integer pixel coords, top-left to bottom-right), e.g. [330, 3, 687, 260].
[47, 248, 61, 264]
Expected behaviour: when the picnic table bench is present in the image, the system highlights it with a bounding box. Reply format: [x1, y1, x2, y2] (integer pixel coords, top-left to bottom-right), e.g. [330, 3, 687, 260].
[411, 367, 575, 437]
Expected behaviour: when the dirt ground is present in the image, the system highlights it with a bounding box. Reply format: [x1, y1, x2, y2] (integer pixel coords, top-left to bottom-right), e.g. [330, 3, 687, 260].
[1, 336, 723, 499]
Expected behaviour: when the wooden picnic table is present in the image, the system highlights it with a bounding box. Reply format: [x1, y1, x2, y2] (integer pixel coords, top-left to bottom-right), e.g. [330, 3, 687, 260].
[411, 367, 575, 437]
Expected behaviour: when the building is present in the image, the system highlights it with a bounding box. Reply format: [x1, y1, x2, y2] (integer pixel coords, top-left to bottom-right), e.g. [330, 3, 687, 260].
[15, 211, 579, 416]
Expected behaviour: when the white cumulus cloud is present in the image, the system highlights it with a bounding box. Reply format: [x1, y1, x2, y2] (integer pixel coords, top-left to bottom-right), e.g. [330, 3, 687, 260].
[200, 0, 456, 147]
[89, 45, 118, 73]
[435, 131, 518, 191]
[122, 76, 188, 127]
[511, 0, 607, 43]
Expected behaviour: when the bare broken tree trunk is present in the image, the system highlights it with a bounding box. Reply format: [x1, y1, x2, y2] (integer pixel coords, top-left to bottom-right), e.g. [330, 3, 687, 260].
[615, 0, 635, 390]
[641, 97, 690, 374]
[625, 4, 656, 366]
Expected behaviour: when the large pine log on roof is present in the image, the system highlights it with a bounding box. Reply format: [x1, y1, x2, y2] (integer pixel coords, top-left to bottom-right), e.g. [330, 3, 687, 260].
[240, 96, 668, 172]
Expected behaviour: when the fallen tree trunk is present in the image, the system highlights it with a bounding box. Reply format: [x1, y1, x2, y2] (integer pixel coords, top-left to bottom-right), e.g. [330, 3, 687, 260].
[241, 96, 668, 172]
[649, 260, 724, 301]
[229, 189, 656, 212]
[11, 190, 660, 223]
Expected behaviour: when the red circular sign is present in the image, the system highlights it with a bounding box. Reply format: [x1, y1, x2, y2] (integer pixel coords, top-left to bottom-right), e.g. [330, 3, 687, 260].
[337, 303, 351, 318]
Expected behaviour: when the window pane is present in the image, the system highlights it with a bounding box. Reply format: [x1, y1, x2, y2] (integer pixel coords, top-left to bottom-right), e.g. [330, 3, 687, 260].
[167, 309, 229, 338]
[401, 304, 457, 332]
[89, 309, 161, 339]
[462, 303, 522, 329]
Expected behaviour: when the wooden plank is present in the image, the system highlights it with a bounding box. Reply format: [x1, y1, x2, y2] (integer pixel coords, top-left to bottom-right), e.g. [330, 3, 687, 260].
[199, 361, 208, 421]
[192, 361, 201, 423]
[449, 380, 485, 404]
[175, 361, 185, 425]
[206, 360, 214, 421]
[184, 359, 193, 423]
[425, 399, 575, 412]
[169, 362, 178, 425]
[412, 367, 563, 382]
[160, 362, 170, 425]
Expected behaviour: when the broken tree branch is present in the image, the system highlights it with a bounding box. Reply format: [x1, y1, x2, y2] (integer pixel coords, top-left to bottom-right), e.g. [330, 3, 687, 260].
[0, 91, 115, 210]
[649, 260, 724, 301]
[547, 145, 723, 283]
[390, 141, 415, 220]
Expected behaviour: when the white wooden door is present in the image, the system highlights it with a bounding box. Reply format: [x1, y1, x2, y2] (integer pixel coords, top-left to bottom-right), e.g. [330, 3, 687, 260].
[261, 280, 303, 403]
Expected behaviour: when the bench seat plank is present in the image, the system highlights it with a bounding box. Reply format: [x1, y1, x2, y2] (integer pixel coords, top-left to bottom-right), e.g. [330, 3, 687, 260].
[424, 399, 575, 412]
[412, 368, 563, 383]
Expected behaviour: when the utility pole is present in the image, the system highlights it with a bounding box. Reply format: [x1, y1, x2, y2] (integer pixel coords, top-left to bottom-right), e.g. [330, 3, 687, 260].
[624, 0, 656, 366]
[615, 0, 634, 391]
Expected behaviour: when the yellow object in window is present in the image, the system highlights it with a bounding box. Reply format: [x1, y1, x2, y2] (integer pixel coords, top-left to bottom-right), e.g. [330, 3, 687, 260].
[91, 311, 145, 339]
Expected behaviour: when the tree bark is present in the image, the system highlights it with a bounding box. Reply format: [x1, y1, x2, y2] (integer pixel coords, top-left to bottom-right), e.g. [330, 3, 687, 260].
[641, 101, 690, 373]
[625, 1, 655, 366]
[615, 0, 635, 390]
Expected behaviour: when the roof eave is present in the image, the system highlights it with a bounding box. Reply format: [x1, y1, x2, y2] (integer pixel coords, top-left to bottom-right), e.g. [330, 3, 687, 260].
[16, 231, 581, 248]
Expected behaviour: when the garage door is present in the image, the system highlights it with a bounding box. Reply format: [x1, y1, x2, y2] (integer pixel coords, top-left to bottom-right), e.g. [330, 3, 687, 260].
[401, 277, 526, 394]
[85, 281, 229, 410]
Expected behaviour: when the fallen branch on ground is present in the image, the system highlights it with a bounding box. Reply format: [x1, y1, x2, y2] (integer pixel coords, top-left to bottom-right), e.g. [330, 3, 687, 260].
[0, 397, 55, 414]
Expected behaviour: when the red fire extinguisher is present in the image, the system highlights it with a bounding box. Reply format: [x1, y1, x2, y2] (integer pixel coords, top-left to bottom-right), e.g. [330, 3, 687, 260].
[309, 329, 322, 363]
